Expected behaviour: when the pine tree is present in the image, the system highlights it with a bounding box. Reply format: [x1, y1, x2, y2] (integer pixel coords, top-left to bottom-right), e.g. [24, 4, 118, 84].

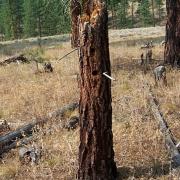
[137, 0, 152, 26]
[116, 0, 129, 28]
[56, 0, 71, 34]
[23, 0, 37, 37]
[3, 0, 13, 39]
[155, 0, 164, 21]
[1, 0, 23, 39]
[0, 1, 5, 34]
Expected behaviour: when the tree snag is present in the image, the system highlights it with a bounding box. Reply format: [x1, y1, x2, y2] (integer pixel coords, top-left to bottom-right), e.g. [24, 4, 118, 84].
[76, 0, 117, 179]
[164, 0, 180, 67]
[70, 0, 81, 48]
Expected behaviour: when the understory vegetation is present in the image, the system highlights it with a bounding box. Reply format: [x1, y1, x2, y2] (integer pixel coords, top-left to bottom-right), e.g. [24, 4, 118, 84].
[0, 35, 179, 179]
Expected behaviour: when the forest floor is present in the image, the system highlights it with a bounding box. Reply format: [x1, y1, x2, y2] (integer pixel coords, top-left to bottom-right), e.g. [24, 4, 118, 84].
[0, 28, 180, 179]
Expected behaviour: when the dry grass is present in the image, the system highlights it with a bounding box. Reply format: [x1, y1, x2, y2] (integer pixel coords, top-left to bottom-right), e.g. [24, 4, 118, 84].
[0, 41, 180, 179]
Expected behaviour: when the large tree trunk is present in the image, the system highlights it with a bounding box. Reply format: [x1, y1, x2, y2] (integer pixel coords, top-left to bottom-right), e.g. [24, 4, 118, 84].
[70, 0, 81, 48]
[77, 0, 117, 179]
[164, 0, 180, 67]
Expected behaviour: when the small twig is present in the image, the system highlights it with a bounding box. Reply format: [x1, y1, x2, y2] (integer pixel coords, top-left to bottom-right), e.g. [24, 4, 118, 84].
[103, 72, 115, 81]
[57, 48, 78, 61]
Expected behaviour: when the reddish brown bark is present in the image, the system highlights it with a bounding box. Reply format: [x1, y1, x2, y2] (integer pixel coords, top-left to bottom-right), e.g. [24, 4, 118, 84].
[77, 0, 117, 179]
[70, 0, 81, 48]
[164, 0, 180, 67]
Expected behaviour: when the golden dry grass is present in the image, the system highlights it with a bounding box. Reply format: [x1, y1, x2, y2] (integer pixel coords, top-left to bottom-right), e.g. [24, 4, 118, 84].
[0, 42, 180, 179]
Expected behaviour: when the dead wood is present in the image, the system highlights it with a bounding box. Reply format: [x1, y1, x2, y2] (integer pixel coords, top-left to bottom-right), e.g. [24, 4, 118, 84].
[0, 118, 47, 155]
[48, 102, 79, 119]
[0, 120, 10, 135]
[0, 136, 34, 155]
[148, 86, 180, 167]
[0, 54, 29, 66]
[0, 102, 79, 155]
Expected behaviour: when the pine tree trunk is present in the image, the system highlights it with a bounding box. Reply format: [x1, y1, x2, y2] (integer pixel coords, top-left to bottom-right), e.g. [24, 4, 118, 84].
[77, 0, 117, 179]
[131, 1, 134, 28]
[151, 0, 155, 27]
[70, 0, 81, 48]
[164, 0, 180, 66]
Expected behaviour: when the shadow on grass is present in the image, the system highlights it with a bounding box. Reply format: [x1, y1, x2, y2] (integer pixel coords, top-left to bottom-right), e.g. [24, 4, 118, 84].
[117, 162, 171, 179]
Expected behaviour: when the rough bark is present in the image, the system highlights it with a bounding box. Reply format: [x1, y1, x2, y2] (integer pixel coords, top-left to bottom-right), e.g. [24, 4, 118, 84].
[164, 0, 180, 67]
[77, 0, 117, 179]
[70, 0, 81, 48]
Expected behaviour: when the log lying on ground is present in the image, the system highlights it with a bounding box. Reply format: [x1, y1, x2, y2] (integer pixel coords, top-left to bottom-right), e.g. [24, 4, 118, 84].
[0, 102, 79, 155]
[0, 118, 47, 155]
[0, 136, 34, 155]
[48, 102, 79, 118]
[148, 86, 180, 167]
[0, 54, 29, 66]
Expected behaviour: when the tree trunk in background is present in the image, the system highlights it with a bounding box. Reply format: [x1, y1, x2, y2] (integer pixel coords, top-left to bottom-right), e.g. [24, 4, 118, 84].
[151, 0, 155, 27]
[131, 1, 134, 28]
[77, 0, 117, 179]
[164, 0, 180, 67]
[70, 0, 81, 48]
[111, 1, 116, 29]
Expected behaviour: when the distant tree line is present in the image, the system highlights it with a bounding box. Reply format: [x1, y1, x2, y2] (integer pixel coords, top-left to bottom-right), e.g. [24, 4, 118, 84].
[0, 0, 165, 40]
[108, 0, 165, 29]
[0, 0, 70, 40]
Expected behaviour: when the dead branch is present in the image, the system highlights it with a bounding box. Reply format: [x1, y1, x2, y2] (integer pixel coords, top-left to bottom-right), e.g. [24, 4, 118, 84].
[0, 102, 79, 155]
[0, 54, 29, 66]
[147, 85, 180, 167]
[0, 118, 47, 155]
[48, 102, 79, 118]
[0, 136, 34, 155]
[57, 48, 78, 61]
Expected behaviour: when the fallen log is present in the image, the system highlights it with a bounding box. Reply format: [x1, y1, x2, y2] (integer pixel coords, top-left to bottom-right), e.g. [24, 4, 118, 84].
[48, 102, 79, 118]
[148, 86, 180, 167]
[0, 102, 79, 155]
[0, 136, 34, 155]
[0, 54, 29, 66]
[0, 118, 47, 155]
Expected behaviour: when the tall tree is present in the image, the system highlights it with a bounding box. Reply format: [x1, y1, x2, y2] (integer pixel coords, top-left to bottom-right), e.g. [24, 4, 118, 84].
[70, 0, 81, 47]
[137, 0, 152, 26]
[155, 0, 164, 21]
[72, 0, 117, 179]
[164, 0, 180, 66]
[130, 0, 135, 28]
[151, 0, 156, 26]
[1, 0, 23, 39]
[108, 0, 119, 29]
[117, 0, 129, 28]
[23, 0, 37, 37]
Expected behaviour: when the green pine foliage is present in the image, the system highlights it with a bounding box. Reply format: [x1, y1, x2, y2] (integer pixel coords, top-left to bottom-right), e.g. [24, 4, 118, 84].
[116, 0, 130, 28]
[0, 0, 165, 40]
[23, 0, 37, 37]
[137, 0, 153, 26]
